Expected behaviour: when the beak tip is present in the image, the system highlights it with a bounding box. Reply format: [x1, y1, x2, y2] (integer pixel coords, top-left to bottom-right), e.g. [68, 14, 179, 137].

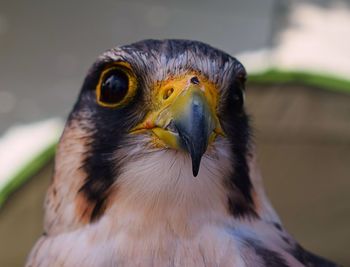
[192, 168, 199, 177]
[191, 156, 202, 177]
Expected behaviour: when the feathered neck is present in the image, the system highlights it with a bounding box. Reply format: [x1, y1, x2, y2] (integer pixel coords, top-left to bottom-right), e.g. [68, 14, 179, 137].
[48, 121, 279, 236]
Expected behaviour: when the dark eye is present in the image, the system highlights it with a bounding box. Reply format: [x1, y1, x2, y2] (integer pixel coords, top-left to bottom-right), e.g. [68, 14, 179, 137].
[99, 69, 129, 105]
[231, 89, 245, 112]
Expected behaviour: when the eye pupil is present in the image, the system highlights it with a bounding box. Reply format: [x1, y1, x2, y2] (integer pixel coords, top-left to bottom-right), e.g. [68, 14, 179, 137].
[232, 89, 244, 111]
[99, 69, 129, 104]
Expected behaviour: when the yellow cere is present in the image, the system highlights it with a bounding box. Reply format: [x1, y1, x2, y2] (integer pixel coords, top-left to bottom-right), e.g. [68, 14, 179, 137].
[96, 62, 138, 108]
[131, 73, 225, 149]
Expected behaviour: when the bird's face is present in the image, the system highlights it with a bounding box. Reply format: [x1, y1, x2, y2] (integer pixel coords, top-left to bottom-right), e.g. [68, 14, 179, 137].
[130, 72, 224, 175]
[63, 40, 253, 221]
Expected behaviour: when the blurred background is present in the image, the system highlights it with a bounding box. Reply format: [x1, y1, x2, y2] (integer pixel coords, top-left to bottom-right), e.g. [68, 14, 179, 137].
[0, 0, 349, 266]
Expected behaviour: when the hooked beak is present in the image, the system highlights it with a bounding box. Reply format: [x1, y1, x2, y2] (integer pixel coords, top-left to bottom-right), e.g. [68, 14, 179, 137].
[131, 75, 223, 177]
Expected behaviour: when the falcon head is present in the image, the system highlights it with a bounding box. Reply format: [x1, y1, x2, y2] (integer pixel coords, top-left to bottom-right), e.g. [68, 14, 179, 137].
[55, 39, 256, 224]
[31, 40, 340, 267]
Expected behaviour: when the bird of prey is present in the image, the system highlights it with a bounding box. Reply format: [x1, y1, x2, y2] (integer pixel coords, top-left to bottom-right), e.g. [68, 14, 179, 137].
[26, 39, 339, 267]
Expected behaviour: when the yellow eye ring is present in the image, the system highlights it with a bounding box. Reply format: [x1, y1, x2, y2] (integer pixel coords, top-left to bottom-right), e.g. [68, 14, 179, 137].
[96, 62, 137, 108]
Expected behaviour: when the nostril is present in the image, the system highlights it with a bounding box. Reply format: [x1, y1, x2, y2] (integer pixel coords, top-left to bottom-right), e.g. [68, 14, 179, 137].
[163, 88, 174, 100]
[190, 76, 200, 85]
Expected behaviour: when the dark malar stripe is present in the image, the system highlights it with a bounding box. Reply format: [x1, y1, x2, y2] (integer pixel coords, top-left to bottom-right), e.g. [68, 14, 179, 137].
[74, 107, 124, 222]
[226, 150, 258, 219]
[79, 177, 113, 222]
[224, 112, 258, 218]
[244, 238, 290, 267]
[218, 73, 258, 219]
[291, 244, 339, 267]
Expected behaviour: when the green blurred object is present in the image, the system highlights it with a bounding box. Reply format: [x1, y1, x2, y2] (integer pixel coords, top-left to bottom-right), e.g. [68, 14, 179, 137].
[0, 163, 52, 267]
[0, 144, 56, 208]
[249, 69, 350, 94]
